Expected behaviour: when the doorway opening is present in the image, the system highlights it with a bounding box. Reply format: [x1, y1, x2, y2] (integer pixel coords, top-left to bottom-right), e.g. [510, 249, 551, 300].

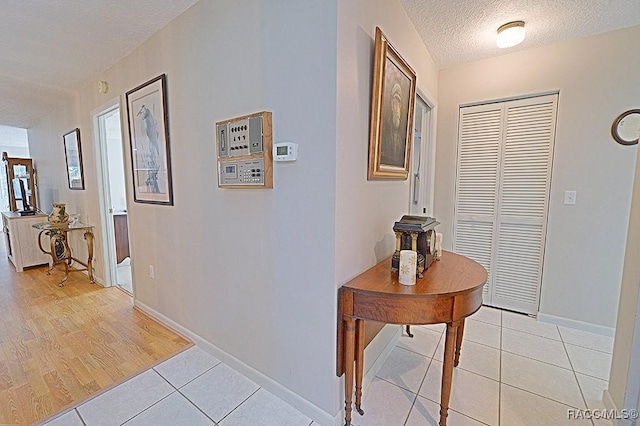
[409, 93, 435, 216]
[94, 105, 132, 294]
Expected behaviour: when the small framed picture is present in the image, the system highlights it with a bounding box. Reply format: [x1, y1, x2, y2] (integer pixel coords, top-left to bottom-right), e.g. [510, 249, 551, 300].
[63, 128, 85, 190]
[125, 74, 174, 205]
[367, 27, 417, 180]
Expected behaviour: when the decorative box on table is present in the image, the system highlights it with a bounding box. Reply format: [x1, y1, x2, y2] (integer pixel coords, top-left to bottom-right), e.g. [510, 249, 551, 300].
[391, 215, 439, 277]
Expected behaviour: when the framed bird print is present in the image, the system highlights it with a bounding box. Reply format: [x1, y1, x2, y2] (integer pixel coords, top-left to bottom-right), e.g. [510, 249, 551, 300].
[63, 128, 85, 190]
[125, 74, 174, 205]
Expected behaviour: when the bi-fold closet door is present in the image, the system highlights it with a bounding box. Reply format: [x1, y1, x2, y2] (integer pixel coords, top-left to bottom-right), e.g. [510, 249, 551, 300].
[453, 94, 558, 315]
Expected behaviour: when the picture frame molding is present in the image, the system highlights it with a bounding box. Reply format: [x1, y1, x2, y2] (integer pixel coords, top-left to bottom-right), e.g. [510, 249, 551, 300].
[125, 73, 174, 205]
[63, 127, 85, 190]
[367, 26, 417, 180]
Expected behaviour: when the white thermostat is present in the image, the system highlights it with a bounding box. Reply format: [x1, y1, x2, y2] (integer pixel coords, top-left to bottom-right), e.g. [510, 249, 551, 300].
[273, 142, 298, 161]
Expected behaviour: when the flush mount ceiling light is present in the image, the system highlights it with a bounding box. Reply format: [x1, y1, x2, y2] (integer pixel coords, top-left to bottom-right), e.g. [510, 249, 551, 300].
[496, 21, 525, 48]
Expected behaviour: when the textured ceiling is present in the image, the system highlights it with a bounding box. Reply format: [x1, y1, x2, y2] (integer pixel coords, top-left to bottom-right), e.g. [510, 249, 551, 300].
[2, 0, 640, 129]
[400, 0, 640, 69]
[0, 0, 200, 129]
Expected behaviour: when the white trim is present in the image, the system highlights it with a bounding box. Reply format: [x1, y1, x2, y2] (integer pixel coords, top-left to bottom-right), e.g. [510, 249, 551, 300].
[415, 86, 437, 216]
[537, 312, 616, 337]
[134, 300, 336, 426]
[92, 101, 120, 288]
[460, 89, 560, 108]
[602, 390, 618, 425]
[603, 388, 616, 411]
[603, 389, 629, 426]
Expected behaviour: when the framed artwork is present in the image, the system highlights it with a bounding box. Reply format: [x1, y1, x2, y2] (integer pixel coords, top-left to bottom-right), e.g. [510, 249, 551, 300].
[125, 74, 174, 205]
[367, 27, 417, 180]
[63, 128, 85, 190]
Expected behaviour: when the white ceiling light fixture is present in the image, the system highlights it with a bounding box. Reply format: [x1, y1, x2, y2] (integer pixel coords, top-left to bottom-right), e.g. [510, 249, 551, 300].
[497, 20, 525, 48]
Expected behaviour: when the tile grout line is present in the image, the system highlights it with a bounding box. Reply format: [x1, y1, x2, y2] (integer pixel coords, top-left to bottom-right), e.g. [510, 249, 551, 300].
[500, 348, 574, 371]
[558, 327, 597, 426]
[402, 329, 443, 426]
[123, 370, 187, 424]
[215, 387, 261, 424]
[399, 328, 492, 426]
[74, 408, 87, 426]
[415, 393, 493, 425]
[501, 382, 591, 411]
[173, 387, 221, 425]
[154, 360, 222, 425]
[125, 366, 220, 425]
[118, 390, 178, 425]
[153, 358, 222, 389]
[563, 341, 614, 355]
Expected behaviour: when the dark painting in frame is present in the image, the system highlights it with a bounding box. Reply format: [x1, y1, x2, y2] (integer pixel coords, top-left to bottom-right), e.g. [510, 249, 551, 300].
[125, 74, 174, 205]
[63, 128, 85, 190]
[367, 27, 417, 180]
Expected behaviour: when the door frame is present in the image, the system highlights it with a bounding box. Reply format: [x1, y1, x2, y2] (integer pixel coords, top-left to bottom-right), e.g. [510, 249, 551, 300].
[92, 99, 127, 289]
[409, 87, 437, 216]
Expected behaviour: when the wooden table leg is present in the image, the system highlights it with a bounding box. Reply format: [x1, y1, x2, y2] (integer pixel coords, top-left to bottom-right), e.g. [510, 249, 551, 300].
[84, 230, 95, 283]
[454, 318, 465, 367]
[355, 319, 365, 415]
[343, 317, 355, 426]
[440, 320, 460, 426]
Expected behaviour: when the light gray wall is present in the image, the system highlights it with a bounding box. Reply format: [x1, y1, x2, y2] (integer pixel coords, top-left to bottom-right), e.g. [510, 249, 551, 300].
[28, 0, 340, 419]
[335, 0, 440, 387]
[434, 26, 640, 328]
[335, 0, 438, 284]
[609, 142, 640, 417]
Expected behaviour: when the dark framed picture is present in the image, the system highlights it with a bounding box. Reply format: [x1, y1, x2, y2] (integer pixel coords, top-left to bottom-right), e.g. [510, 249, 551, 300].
[63, 128, 85, 190]
[125, 74, 174, 205]
[367, 27, 417, 180]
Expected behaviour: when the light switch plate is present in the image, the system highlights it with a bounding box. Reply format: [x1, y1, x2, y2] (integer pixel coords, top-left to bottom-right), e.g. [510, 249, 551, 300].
[564, 190, 577, 205]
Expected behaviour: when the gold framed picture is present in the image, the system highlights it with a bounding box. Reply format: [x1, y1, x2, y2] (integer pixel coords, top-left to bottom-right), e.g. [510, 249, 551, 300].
[367, 27, 417, 180]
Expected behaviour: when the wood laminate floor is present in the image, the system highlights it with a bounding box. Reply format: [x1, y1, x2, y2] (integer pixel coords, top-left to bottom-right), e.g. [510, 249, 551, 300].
[0, 236, 191, 425]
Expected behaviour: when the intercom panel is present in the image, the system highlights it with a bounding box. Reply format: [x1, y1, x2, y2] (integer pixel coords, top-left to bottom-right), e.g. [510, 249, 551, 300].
[218, 158, 265, 186]
[216, 111, 272, 188]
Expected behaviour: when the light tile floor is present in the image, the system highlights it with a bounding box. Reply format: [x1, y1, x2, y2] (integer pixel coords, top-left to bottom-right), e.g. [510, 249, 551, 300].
[42, 306, 614, 426]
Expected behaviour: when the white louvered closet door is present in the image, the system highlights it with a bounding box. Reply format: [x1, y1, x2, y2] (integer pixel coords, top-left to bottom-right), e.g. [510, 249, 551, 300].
[454, 94, 558, 314]
[454, 104, 502, 301]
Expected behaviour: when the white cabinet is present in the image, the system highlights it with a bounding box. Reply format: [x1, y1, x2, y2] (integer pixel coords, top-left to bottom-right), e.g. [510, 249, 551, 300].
[2, 212, 50, 272]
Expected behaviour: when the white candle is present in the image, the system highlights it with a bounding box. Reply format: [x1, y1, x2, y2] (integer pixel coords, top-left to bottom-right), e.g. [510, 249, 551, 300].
[399, 250, 417, 285]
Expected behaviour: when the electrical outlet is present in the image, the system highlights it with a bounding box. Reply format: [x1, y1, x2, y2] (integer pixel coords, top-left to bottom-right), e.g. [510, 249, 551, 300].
[148, 265, 155, 279]
[564, 190, 577, 205]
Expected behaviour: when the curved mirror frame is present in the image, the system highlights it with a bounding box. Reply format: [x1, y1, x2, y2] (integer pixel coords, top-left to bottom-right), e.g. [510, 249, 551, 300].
[612, 109, 640, 146]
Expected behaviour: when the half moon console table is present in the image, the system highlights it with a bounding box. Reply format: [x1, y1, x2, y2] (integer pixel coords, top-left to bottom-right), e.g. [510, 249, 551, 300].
[337, 251, 487, 426]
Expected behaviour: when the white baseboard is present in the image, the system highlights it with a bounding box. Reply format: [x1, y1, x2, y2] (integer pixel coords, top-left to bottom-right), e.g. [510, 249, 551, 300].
[603, 389, 617, 412]
[602, 390, 632, 426]
[537, 312, 615, 337]
[134, 301, 336, 426]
